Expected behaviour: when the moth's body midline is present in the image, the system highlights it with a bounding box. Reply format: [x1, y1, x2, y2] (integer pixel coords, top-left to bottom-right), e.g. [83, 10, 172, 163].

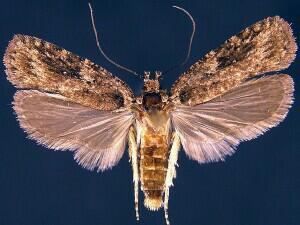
[4, 15, 296, 225]
[136, 108, 171, 210]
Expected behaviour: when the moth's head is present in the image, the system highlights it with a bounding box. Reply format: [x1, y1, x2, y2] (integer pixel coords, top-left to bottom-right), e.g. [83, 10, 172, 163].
[142, 92, 162, 111]
[143, 71, 162, 93]
[139, 71, 169, 111]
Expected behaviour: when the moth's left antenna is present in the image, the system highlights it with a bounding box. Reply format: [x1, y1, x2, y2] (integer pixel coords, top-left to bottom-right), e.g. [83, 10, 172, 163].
[88, 3, 140, 78]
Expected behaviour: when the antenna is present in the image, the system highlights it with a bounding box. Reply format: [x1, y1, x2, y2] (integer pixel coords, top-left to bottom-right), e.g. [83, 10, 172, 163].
[88, 3, 140, 78]
[162, 5, 196, 75]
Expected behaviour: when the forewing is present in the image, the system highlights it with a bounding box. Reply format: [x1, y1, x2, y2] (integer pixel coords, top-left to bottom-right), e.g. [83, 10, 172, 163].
[171, 75, 294, 163]
[13, 90, 134, 171]
[171, 16, 297, 106]
[4, 34, 134, 110]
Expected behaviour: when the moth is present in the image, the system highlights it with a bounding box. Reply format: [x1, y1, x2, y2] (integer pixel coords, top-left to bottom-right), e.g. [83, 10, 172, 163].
[3, 5, 297, 225]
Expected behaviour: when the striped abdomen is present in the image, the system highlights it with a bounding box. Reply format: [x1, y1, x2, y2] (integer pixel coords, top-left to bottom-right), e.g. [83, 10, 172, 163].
[140, 132, 169, 210]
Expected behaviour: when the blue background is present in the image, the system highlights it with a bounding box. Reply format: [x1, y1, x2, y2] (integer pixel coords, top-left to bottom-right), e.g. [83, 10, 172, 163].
[0, 0, 299, 225]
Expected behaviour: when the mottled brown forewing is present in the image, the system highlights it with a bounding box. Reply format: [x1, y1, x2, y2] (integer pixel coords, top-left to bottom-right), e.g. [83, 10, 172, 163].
[171, 16, 297, 106]
[4, 35, 134, 110]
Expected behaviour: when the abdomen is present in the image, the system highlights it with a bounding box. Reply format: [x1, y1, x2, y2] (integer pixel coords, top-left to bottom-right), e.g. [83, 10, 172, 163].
[140, 132, 169, 210]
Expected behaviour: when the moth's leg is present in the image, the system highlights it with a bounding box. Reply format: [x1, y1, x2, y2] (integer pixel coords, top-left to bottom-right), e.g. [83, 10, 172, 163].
[128, 126, 140, 220]
[112, 107, 128, 113]
[164, 132, 181, 225]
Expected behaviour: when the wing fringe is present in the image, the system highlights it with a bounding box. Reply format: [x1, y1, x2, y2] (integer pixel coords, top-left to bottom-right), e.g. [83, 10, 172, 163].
[172, 75, 294, 163]
[13, 90, 133, 171]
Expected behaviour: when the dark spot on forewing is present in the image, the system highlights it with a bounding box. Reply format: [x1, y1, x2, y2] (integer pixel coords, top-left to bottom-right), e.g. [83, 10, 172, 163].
[217, 56, 236, 68]
[217, 43, 254, 69]
[179, 89, 191, 103]
[113, 91, 125, 107]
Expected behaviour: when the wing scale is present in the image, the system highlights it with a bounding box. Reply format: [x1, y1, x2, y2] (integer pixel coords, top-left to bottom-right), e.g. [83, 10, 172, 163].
[4, 34, 134, 110]
[171, 16, 297, 106]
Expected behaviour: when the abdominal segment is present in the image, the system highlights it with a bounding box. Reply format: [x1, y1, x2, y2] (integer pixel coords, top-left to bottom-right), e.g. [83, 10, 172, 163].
[140, 132, 169, 210]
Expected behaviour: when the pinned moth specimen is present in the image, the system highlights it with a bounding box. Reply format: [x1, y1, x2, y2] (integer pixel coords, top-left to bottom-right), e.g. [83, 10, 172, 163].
[3, 4, 297, 225]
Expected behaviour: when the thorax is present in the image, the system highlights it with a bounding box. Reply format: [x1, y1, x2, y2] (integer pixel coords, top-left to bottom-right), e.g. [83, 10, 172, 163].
[139, 109, 171, 148]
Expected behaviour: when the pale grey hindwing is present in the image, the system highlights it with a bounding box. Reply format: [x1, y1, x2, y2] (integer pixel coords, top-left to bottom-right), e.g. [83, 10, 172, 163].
[13, 90, 134, 171]
[171, 75, 294, 163]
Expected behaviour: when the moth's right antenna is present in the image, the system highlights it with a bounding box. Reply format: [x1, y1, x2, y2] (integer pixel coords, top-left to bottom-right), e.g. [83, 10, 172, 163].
[88, 3, 140, 78]
[162, 5, 196, 75]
